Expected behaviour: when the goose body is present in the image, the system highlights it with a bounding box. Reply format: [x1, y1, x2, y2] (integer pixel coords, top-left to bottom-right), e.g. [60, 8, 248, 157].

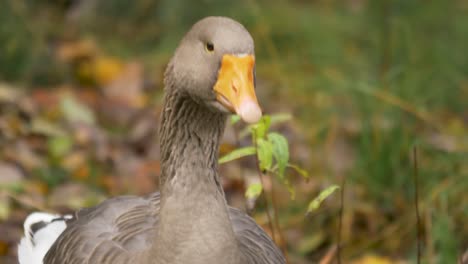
[18, 16, 285, 264]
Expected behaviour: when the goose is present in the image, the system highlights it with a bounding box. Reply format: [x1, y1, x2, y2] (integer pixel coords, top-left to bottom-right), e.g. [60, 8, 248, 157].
[18, 16, 286, 264]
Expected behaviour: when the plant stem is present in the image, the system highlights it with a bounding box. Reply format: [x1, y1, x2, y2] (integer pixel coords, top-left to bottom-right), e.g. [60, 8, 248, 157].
[413, 146, 421, 264]
[253, 132, 276, 242]
[337, 176, 346, 264]
[270, 179, 289, 263]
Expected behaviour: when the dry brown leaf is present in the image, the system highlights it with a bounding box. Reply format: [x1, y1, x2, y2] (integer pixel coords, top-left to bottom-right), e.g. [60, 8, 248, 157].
[101, 61, 145, 107]
[56, 39, 98, 62]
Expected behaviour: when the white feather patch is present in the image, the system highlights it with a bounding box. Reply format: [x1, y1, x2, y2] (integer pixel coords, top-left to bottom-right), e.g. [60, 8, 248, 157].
[18, 212, 71, 264]
[235, 53, 249, 57]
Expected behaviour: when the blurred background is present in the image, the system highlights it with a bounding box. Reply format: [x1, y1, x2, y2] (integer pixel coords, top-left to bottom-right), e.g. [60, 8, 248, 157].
[0, 0, 467, 263]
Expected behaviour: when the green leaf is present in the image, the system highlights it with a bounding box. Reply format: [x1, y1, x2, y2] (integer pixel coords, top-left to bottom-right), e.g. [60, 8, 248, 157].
[219, 146, 256, 164]
[4, 182, 24, 193]
[0, 198, 11, 221]
[270, 113, 292, 125]
[245, 183, 263, 200]
[60, 95, 95, 125]
[288, 163, 309, 179]
[31, 118, 66, 137]
[48, 136, 73, 158]
[256, 138, 273, 171]
[306, 185, 340, 214]
[239, 114, 291, 139]
[251, 115, 271, 140]
[34, 165, 68, 187]
[230, 115, 241, 125]
[284, 179, 296, 200]
[268, 132, 289, 179]
[297, 231, 326, 254]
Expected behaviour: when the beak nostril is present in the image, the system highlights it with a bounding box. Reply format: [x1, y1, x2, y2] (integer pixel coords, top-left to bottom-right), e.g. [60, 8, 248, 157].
[231, 83, 238, 94]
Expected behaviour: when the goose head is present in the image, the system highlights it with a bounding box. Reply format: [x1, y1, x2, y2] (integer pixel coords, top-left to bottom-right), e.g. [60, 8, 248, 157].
[167, 16, 262, 124]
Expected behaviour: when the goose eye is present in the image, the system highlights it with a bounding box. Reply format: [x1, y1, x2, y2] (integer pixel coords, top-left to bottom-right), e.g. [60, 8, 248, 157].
[205, 42, 214, 53]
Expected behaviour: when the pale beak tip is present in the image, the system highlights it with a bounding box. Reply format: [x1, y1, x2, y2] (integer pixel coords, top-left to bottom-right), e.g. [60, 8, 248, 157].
[237, 100, 262, 124]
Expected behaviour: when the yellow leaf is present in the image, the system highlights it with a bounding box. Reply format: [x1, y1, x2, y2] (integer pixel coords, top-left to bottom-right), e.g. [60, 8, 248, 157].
[93, 57, 124, 86]
[350, 254, 398, 264]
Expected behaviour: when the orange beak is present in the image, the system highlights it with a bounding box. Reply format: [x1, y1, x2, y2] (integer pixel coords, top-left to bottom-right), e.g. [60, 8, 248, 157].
[213, 54, 262, 124]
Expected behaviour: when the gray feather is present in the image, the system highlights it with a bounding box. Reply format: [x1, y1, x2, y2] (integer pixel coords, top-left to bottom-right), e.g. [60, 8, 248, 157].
[44, 192, 284, 264]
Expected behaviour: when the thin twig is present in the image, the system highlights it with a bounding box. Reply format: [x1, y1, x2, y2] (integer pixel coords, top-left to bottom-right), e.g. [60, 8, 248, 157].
[319, 245, 338, 264]
[4, 191, 49, 212]
[253, 133, 276, 242]
[380, 0, 392, 89]
[252, 130, 289, 263]
[413, 146, 422, 264]
[337, 176, 346, 264]
[270, 180, 290, 263]
[356, 86, 435, 126]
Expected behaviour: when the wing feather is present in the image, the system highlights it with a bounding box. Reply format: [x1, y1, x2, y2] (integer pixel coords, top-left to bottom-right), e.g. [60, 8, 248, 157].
[229, 207, 286, 264]
[42, 192, 284, 264]
[43, 193, 160, 264]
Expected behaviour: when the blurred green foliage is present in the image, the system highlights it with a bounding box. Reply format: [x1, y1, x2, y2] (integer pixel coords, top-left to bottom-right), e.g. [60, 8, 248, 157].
[0, 0, 467, 263]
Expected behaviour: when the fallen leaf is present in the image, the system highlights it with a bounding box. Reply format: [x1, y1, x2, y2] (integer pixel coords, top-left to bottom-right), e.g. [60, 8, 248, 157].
[350, 254, 403, 264]
[60, 94, 96, 125]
